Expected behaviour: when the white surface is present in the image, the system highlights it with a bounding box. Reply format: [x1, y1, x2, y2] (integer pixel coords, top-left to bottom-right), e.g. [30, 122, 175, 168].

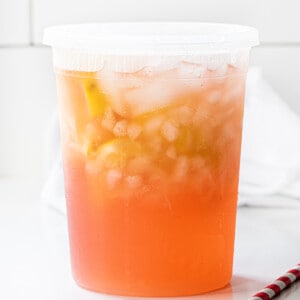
[1, 179, 300, 300]
[0, 47, 56, 181]
[0, 0, 30, 44]
[33, 0, 300, 44]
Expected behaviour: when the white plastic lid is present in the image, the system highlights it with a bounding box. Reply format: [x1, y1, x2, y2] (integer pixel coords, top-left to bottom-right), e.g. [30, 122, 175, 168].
[43, 22, 259, 54]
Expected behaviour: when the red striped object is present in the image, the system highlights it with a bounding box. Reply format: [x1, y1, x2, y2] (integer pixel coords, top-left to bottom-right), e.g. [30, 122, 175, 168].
[249, 263, 300, 300]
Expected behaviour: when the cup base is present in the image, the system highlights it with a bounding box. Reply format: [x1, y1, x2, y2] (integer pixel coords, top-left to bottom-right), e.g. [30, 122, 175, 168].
[74, 275, 232, 297]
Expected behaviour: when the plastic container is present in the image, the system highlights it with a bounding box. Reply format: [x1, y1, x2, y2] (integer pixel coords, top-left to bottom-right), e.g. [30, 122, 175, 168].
[44, 22, 258, 296]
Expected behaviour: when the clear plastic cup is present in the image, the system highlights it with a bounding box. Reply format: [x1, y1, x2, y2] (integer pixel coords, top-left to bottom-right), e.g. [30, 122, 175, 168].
[44, 22, 258, 296]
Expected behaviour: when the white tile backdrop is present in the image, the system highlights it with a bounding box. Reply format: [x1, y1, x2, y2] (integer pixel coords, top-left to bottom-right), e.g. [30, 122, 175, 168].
[33, 0, 300, 44]
[0, 0, 30, 45]
[1, 0, 300, 182]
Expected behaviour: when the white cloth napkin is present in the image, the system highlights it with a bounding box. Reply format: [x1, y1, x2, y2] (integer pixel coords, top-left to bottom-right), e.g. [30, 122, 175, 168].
[41, 67, 300, 211]
[239, 68, 300, 207]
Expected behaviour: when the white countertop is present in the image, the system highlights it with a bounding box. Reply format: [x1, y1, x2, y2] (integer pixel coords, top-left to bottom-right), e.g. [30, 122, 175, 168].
[1, 179, 300, 300]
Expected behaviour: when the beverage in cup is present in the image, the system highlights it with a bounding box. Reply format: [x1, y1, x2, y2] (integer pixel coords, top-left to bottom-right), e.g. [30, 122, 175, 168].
[44, 23, 258, 296]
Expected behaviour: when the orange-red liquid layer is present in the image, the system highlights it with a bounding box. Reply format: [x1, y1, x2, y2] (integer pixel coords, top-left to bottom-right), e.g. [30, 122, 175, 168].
[57, 68, 245, 296]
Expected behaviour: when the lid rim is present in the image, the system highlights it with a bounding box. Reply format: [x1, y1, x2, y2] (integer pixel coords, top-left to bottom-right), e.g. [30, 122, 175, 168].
[43, 22, 259, 51]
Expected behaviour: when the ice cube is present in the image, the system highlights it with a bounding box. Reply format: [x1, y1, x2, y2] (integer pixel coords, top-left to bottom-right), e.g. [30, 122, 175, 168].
[178, 61, 206, 78]
[229, 51, 247, 69]
[161, 121, 179, 142]
[125, 82, 175, 117]
[148, 136, 163, 153]
[95, 141, 119, 169]
[171, 106, 194, 126]
[127, 123, 142, 140]
[107, 169, 122, 188]
[206, 56, 218, 71]
[215, 63, 228, 77]
[193, 107, 209, 125]
[144, 115, 164, 134]
[102, 107, 116, 131]
[229, 51, 241, 68]
[95, 75, 129, 117]
[113, 120, 128, 137]
[118, 77, 143, 89]
[208, 91, 222, 103]
[223, 78, 245, 103]
[183, 77, 206, 92]
[126, 175, 143, 188]
[102, 55, 146, 73]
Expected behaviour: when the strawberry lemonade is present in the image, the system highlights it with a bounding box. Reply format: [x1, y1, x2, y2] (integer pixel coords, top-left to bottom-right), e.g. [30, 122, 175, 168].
[44, 23, 258, 296]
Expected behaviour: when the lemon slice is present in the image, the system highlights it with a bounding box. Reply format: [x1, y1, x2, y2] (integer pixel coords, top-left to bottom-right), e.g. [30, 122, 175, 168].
[96, 138, 142, 169]
[83, 77, 107, 118]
